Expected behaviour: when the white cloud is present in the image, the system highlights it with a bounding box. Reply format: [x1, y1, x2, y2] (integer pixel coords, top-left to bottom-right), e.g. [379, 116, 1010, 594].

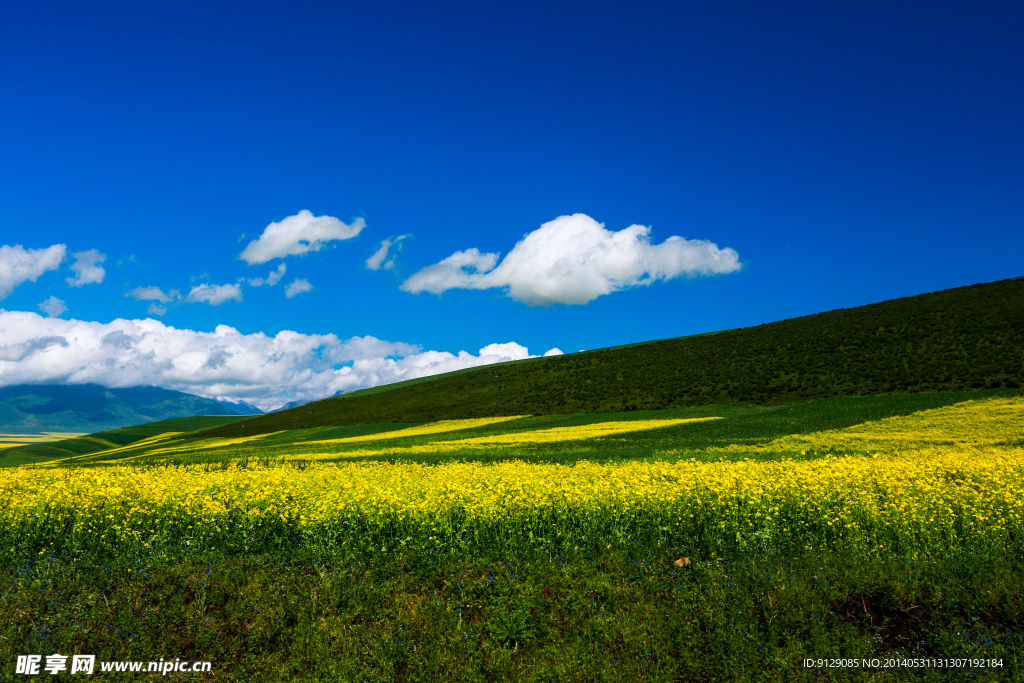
[543, 347, 564, 356]
[284, 278, 313, 298]
[38, 296, 67, 318]
[366, 234, 410, 270]
[128, 286, 179, 303]
[400, 248, 499, 295]
[185, 283, 243, 305]
[247, 263, 287, 287]
[0, 244, 66, 299]
[0, 334, 69, 362]
[0, 311, 559, 411]
[66, 249, 106, 287]
[147, 303, 168, 316]
[401, 213, 742, 305]
[239, 210, 366, 265]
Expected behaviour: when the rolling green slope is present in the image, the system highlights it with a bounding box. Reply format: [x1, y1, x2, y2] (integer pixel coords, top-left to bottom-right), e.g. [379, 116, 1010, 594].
[199, 276, 1023, 437]
[108, 390, 1018, 467]
[0, 415, 250, 466]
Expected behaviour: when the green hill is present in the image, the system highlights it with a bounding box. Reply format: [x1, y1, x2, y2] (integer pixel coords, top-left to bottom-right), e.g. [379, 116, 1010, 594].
[0, 415, 250, 466]
[196, 276, 1023, 437]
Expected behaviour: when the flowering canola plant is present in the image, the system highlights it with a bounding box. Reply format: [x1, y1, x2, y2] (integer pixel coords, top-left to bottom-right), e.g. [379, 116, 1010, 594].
[57, 416, 725, 463]
[440, 417, 721, 445]
[4, 396, 1022, 559]
[0, 432, 85, 448]
[708, 396, 1024, 457]
[3, 444, 1021, 559]
[289, 417, 723, 460]
[304, 416, 527, 446]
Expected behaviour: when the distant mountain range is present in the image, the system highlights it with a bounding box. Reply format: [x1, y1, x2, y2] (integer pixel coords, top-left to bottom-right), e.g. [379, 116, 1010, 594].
[212, 397, 265, 415]
[271, 399, 311, 412]
[269, 393, 346, 412]
[0, 384, 262, 433]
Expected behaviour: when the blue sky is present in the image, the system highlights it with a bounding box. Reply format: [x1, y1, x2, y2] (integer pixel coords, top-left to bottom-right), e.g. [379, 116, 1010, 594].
[0, 1, 1021, 408]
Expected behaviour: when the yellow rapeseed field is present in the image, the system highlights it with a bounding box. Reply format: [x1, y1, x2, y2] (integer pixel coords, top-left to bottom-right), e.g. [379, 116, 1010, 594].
[0, 432, 86, 448]
[291, 416, 723, 460]
[304, 416, 527, 446]
[439, 417, 722, 446]
[707, 396, 1024, 456]
[3, 396, 1021, 558]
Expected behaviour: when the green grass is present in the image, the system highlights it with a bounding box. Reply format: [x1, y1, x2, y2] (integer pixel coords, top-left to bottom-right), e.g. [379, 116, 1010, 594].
[2, 535, 1020, 681]
[200, 276, 1024, 438]
[2, 389, 1023, 680]
[5, 423, 1024, 681]
[57, 388, 1013, 467]
[0, 415, 251, 466]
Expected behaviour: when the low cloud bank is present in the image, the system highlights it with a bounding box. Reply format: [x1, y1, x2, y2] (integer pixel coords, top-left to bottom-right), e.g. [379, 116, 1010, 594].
[0, 311, 562, 411]
[401, 213, 741, 305]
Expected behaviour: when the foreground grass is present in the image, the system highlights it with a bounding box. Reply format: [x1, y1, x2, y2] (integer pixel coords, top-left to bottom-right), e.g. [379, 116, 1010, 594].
[2, 544, 1021, 682]
[3, 394, 1023, 680]
[2, 444, 1022, 680]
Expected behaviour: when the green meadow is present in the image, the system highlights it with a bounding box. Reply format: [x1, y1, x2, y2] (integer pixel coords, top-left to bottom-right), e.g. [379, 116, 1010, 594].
[2, 279, 1023, 681]
[3, 389, 1008, 469]
[2, 390, 1022, 682]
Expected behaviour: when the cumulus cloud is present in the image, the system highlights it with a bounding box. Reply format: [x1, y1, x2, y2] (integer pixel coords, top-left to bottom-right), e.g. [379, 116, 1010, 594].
[126, 286, 179, 316]
[239, 210, 366, 265]
[543, 347, 564, 356]
[284, 278, 313, 298]
[38, 296, 67, 318]
[66, 249, 106, 287]
[185, 283, 243, 305]
[401, 248, 499, 295]
[128, 286, 179, 303]
[0, 311, 563, 411]
[247, 263, 287, 287]
[401, 214, 742, 305]
[0, 244, 66, 299]
[0, 334, 69, 362]
[366, 235, 410, 270]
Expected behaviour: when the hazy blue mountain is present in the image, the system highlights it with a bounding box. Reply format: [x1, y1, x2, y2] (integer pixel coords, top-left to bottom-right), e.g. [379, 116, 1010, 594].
[0, 384, 255, 433]
[213, 398, 264, 415]
[269, 391, 347, 412]
[270, 400, 309, 413]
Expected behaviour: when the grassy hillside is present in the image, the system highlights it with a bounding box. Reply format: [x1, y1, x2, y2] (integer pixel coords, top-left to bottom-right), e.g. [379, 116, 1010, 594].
[203, 276, 1024, 436]
[4, 394, 1022, 679]
[0, 432, 86, 448]
[0, 415, 249, 466]
[35, 389, 1007, 467]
